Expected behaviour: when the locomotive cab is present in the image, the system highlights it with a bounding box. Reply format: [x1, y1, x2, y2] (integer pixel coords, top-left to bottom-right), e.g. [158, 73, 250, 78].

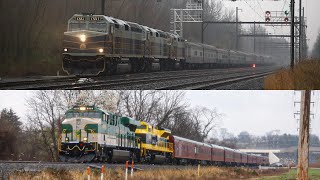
[62, 14, 114, 75]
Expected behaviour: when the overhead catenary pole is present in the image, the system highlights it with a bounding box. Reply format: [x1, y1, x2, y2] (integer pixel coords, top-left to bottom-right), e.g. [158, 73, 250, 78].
[297, 90, 311, 180]
[236, 7, 238, 51]
[299, 0, 302, 61]
[254, 22, 256, 54]
[290, 0, 295, 69]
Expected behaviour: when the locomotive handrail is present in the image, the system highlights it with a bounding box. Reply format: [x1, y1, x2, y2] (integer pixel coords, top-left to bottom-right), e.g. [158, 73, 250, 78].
[67, 145, 86, 151]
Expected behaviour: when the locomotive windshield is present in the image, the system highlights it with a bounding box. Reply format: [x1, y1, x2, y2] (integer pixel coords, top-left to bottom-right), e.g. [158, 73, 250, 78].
[66, 112, 101, 118]
[69, 22, 107, 32]
[69, 22, 86, 31]
[88, 23, 107, 32]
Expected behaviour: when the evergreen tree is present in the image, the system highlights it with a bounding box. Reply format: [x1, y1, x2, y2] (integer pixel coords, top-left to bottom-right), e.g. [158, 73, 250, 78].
[0, 108, 22, 160]
[312, 32, 320, 58]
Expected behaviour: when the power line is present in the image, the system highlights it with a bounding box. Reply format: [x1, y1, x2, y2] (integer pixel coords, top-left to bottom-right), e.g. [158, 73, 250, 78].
[243, 0, 264, 21]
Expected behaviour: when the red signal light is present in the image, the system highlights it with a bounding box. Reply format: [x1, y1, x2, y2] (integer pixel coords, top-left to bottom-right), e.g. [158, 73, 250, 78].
[265, 11, 271, 16]
[265, 17, 270, 22]
[284, 17, 289, 22]
[252, 64, 256, 68]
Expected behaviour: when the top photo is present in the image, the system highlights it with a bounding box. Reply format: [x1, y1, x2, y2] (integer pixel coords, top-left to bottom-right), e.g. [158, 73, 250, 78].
[1, 0, 319, 90]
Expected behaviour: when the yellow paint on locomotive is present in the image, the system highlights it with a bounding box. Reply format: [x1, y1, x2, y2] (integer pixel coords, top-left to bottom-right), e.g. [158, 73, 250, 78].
[135, 121, 173, 157]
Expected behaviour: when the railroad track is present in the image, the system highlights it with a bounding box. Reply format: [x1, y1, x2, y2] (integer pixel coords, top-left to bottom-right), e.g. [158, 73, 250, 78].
[0, 76, 81, 90]
[36, 67, 275, 90]
[0, 66, 277, 90]
[157, 71, 273, 90]
[65, 68, 258, 90]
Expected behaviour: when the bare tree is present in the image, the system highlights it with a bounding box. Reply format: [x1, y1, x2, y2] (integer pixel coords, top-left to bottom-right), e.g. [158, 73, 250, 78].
[116, 90, 187, 126]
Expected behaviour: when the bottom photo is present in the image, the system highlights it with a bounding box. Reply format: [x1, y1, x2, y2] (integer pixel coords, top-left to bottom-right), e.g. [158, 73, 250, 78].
[0, 90, 319, 179]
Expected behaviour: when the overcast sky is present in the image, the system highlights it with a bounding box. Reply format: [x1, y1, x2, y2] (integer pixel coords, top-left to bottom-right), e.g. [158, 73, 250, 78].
[0, 90, 319, 138]
[221, 0, 319, 51]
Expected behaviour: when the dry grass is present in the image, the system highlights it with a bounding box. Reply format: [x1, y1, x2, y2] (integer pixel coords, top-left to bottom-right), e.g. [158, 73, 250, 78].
[9, 166, 288, 180]
[264, 60, 320, 89]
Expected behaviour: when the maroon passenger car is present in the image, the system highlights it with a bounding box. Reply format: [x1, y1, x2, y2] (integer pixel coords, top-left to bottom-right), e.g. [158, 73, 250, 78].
[171, 135, 211, 164]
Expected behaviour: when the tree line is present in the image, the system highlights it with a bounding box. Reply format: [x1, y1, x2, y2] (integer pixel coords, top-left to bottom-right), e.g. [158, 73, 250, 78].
[1, 0, 287, 76]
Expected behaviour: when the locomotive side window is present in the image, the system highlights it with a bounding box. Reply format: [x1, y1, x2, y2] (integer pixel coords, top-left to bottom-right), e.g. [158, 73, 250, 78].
[106, 114, 110, 124]
[124, 25, 129, 31]
[110, 25, 114, 34]
[115, 117, 118, 126]
[137, 125, 147, 129]
[110, 115, 114, 125]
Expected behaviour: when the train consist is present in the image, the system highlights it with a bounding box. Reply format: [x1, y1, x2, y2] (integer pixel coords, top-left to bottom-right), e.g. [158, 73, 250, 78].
[62, 14, 273, 76]
[59, 106, 269, 166]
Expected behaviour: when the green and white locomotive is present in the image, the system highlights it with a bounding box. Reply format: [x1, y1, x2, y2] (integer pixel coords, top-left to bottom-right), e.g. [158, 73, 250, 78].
[59, 106, 140, 162]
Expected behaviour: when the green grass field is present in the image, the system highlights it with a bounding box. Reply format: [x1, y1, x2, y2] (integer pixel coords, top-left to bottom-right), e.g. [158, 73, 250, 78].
[256, 169, 320, 180]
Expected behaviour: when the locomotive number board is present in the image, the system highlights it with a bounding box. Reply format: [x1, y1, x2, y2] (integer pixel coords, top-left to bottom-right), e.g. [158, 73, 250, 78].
[73, 16, 103, 21]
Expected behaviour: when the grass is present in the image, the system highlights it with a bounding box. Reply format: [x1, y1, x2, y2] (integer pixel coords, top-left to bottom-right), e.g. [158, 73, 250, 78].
[253, 168, 320, 180]
[9, 166, 287, 180]
[264, 59, 320, 89]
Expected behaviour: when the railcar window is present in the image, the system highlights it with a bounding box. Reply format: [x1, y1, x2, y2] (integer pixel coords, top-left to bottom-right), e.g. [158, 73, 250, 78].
[70, 23, 86, 31]
[156, 33, 159, 37]
[88, 23, 107, 32]
[194, 51, 197, 56]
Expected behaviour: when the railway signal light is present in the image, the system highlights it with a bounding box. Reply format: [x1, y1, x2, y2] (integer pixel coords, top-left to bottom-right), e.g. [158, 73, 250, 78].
[284, 10, 289, 16]
[265, 11, 271, 16]
[284, 17, 289, 22]
[265, 11, 271, 22]
[265, 17, 270, 22]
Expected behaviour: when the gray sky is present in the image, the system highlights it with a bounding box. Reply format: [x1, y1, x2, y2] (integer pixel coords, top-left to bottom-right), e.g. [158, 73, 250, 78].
[221, 0, 319, 51]
[185, 90, 320, 138]
[0, 90, 319, 138]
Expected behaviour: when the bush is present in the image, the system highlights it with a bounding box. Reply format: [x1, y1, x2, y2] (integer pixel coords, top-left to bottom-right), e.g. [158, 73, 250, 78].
[264, 60, 320, 89]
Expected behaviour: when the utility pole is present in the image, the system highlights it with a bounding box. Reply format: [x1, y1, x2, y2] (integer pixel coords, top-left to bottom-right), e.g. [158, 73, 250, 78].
[290, 0, 295, 69]
[236, 7, 239, 51]
[253, 22, 256, 54]
[236, 7, 242, 51]
[101, 0, 106, 15]
[297, 90, 311, 180]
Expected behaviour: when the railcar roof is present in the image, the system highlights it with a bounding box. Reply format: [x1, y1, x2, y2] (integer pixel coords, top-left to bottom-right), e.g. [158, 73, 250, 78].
[173, 135, 211, 147]
[209, 144, 225, 150]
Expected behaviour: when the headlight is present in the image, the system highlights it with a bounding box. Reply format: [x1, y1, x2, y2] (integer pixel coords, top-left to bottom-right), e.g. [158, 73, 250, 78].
[65, 137, 69, 142]
[64, 48, 68, 52]
[99, 48, 104, 53]
[83, 137, 88, 142]
[79, 106, 86, 111]
[80, 34, 86, 42]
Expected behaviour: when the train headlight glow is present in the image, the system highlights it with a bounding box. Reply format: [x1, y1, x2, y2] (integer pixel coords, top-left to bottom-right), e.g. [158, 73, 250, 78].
[79, 34, 86, 42]
[83, 137, 88, 142]
[99, 48, 104, 53]
[64, 48, 68, 52]
[80, 106, 86, 111]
